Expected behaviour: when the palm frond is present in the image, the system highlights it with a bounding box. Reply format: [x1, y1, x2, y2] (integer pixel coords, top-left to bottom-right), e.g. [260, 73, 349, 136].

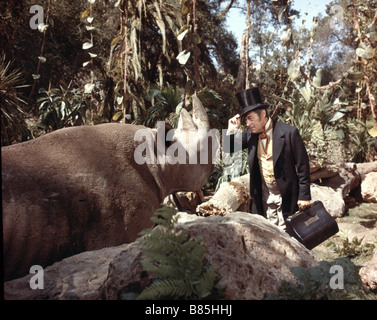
[0, 54, 31, 145]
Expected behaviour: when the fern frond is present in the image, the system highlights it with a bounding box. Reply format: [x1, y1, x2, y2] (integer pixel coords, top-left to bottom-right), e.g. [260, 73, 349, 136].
[194, 266, 217, 299]
[137, 279, 190, 300]
[134, 204, 222, 300]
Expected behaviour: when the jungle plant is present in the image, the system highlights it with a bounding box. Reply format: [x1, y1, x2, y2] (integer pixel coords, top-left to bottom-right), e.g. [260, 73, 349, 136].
[0, 54, 31, 146]
[139, 83, 184, 128]
[210, 149, 249, 191]
[273, 0, 376, 164]
[134, 205, 223, 300]
[264, 258, 374, 300]
[326, 233, 376, 259]
[37, 82, 86, 131]
[278, 65, 374, 165]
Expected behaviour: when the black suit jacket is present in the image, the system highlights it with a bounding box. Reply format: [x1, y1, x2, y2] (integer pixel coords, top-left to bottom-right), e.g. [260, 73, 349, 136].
[225, 120, 311, 218]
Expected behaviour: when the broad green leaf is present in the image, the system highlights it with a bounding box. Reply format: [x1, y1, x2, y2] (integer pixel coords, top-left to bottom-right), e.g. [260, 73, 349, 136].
[82, 42, 93, 50]
[177, 50, 191, 65]
[368, 126, 377, 137]
[287, 58, 300, 80]
[335, 129, 345, 140]
[313, 69, 323, 87]
[329, 111, 346, 122]
[275, 96, 293, 105]
[299, 86, 311, 103]
[366, 115, 377, 137]
[177, 28, 189, 41]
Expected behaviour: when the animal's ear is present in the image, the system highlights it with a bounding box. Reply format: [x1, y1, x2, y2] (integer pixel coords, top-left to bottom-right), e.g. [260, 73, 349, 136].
[177, 108, 197, 131]
[191, 93, 210, 131]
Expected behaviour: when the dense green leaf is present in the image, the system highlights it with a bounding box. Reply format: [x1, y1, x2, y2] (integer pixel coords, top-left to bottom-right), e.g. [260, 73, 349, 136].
[329, 111, 346, 122]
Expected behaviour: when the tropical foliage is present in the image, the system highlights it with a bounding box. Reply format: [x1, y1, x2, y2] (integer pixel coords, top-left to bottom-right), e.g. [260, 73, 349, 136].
[0, 54, 30, 145]
[1, 0, 376, 158]
[132, 205, 223, 300]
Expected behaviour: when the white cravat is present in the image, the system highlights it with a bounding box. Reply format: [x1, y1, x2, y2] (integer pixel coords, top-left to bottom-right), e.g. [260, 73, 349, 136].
[260, 118, 272, 151]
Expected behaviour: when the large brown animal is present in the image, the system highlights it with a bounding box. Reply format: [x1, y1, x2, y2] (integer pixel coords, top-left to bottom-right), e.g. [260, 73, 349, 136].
[2, 94, 216, 281]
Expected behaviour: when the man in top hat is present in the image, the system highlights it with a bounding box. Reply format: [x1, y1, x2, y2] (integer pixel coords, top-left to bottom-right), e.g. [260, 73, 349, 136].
[226, 87, 311, 230]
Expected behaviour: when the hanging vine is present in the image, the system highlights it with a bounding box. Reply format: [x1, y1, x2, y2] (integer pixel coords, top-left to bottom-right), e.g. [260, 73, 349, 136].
[82, 0, 98, 122]
[120, 0, 130, 122]
[28, 0, 52, 108]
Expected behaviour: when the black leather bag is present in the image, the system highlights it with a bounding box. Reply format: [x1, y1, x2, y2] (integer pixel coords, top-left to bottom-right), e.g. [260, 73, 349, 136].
[285, 200, 339, 250]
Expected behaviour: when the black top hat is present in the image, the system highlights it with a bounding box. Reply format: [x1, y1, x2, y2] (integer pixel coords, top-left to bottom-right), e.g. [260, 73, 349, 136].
[236, 87, 268, 117]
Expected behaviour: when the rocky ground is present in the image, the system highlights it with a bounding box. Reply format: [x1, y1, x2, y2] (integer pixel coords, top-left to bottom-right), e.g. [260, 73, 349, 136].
[313, 202, 377, 299]
[313, 203, 377, 265]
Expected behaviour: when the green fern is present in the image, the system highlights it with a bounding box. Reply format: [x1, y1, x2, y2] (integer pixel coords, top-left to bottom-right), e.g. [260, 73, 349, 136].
[135, 205, 223, 300]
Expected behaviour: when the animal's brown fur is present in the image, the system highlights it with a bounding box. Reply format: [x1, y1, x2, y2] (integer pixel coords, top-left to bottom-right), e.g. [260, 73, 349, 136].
[2, 95, 214, 280]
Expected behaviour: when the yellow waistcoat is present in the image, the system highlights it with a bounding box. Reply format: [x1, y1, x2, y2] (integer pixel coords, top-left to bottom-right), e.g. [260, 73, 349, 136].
[257, 132, 276, 184]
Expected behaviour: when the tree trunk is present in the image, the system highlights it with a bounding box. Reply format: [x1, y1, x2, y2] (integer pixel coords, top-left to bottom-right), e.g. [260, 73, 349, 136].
[196, 174, 250, 216]
[196, 161, 375, 217]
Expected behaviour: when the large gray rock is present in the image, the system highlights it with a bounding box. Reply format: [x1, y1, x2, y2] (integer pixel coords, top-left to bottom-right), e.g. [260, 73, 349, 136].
[361, 172, 377, 203]
[310, 184, 345, 218]
[4, 243, 130, 300]
[101, 212, 319, 300]
[5, 212, 319, 300]
[359, 250, 377, 291]
[355, 161, 377, 178]
[174, 212, 318, 299]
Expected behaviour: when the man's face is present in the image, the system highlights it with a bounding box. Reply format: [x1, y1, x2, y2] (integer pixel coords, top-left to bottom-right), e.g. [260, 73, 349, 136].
[244, 110, 266, 134]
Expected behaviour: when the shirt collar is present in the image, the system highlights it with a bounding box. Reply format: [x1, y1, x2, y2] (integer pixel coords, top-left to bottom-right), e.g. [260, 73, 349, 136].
[265, 118, 272, 136]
